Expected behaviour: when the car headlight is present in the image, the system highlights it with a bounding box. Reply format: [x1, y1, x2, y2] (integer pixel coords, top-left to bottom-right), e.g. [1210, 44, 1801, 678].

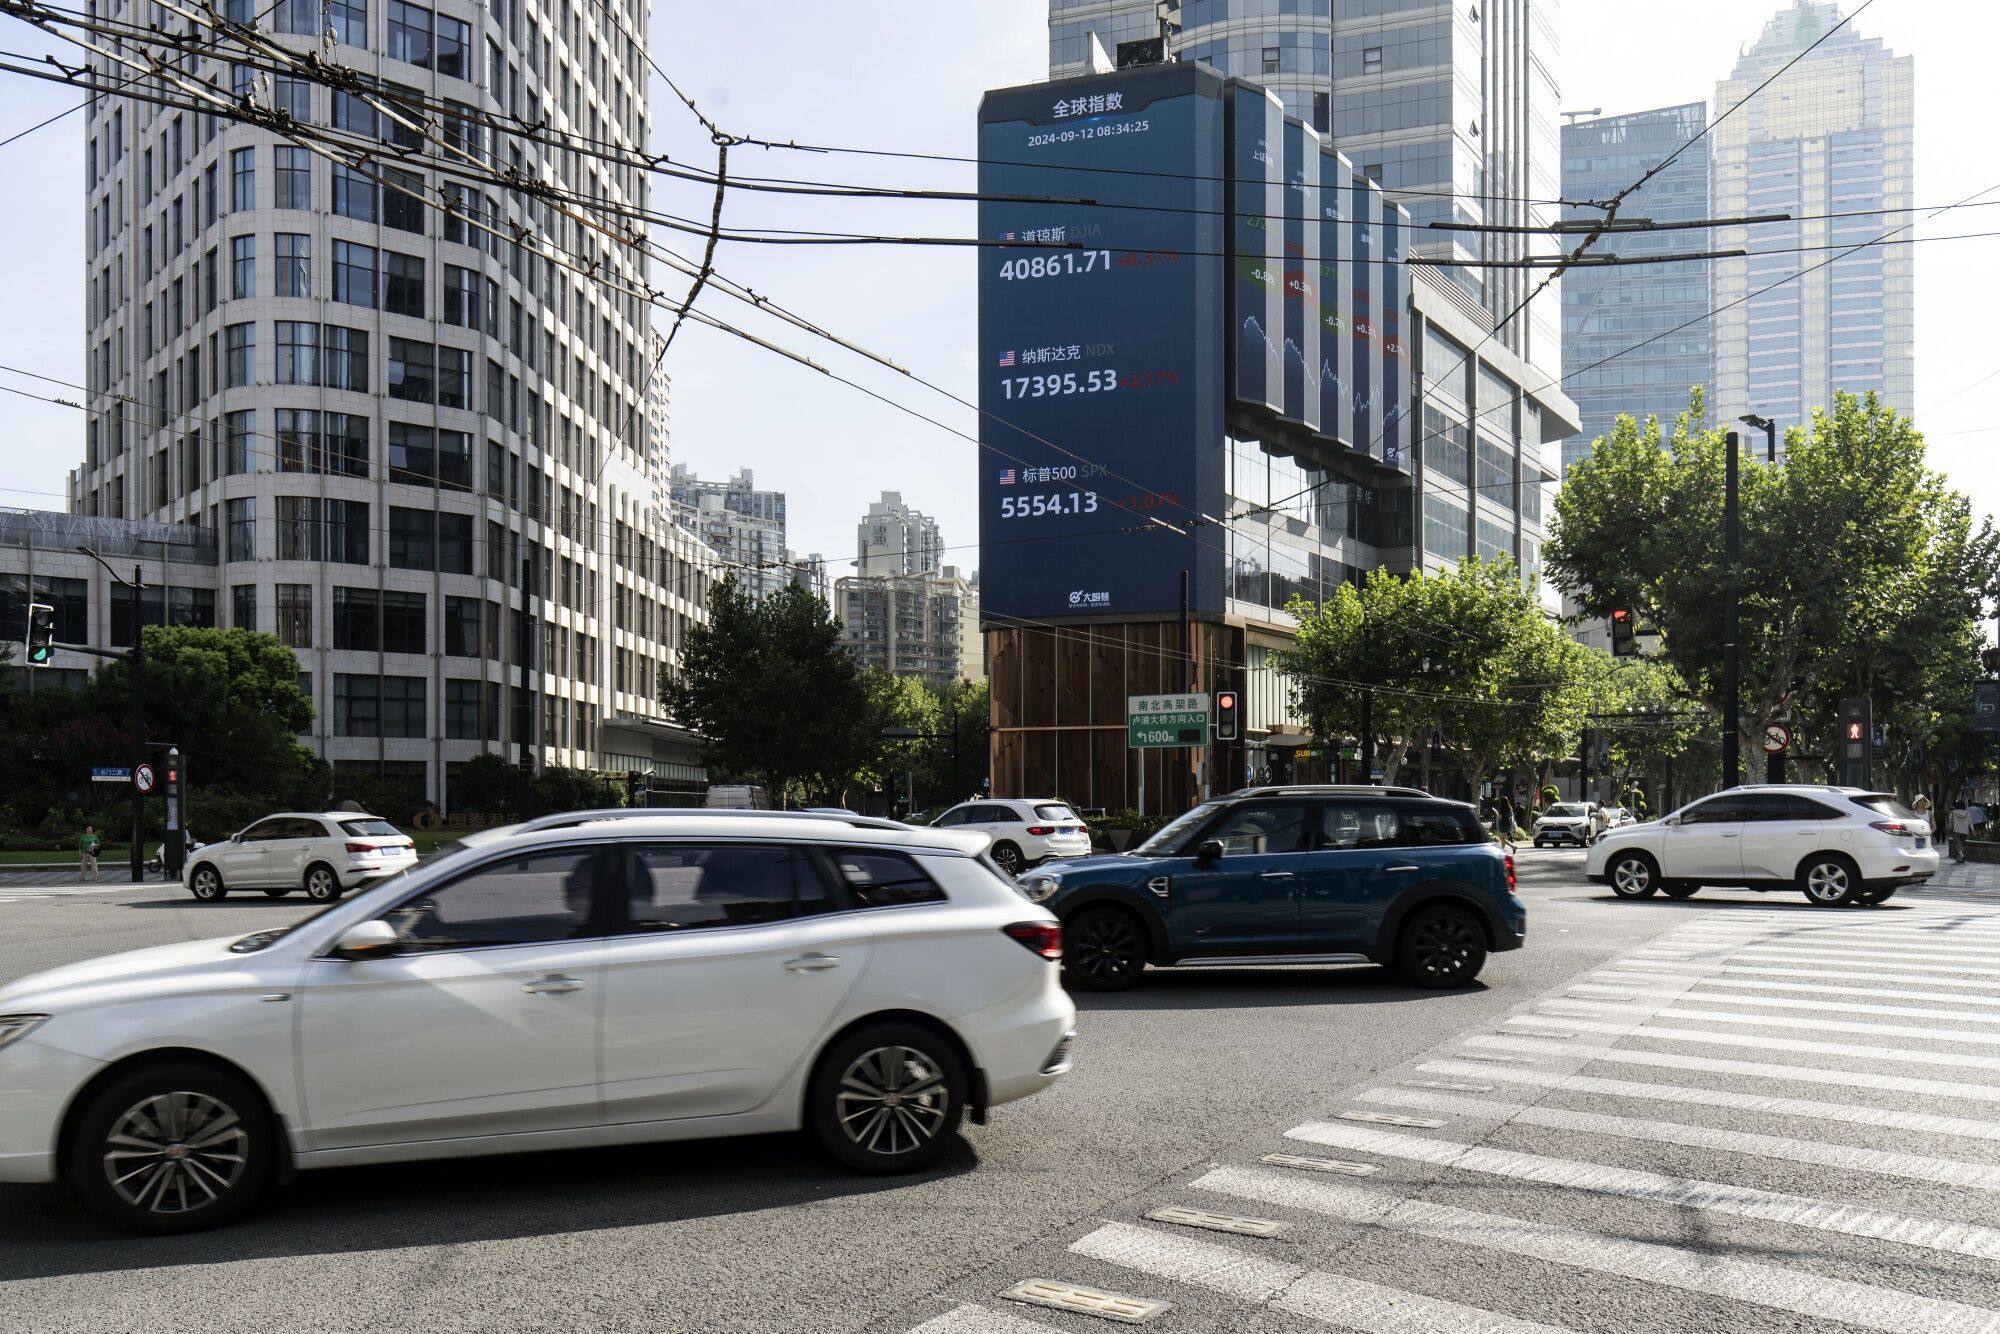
[1018, 875, 1059, 903]
[0, 1015, 48, 1052]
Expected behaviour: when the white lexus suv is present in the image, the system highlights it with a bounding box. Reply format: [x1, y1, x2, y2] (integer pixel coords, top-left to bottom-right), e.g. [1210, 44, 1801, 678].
[1586, 785, 1938, 907]
[0, 811, 1074, 1233]
[184, 812, 417, 903]
[931, 798, 1092, 875]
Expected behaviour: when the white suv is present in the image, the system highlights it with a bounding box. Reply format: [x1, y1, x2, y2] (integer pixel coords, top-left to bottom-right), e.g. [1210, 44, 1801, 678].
[1532, 802, 1596, 848]
[0, 809, 1074, 1232]
[184, 812, 418, 903]
[931, 798, 1092, 875]
[1586, 785, 1938, 907]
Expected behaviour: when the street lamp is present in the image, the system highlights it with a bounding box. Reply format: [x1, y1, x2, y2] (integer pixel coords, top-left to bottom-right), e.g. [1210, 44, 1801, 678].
[1738, 414, 1777, 464]
[75, 547, 147, 884]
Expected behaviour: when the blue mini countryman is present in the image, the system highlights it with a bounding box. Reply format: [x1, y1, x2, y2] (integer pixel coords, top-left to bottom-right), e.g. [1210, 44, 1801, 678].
[1015, 785, 1523, 991]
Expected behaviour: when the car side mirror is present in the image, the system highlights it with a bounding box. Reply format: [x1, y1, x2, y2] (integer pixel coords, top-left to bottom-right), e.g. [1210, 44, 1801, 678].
[1662, 815, 1680, 828]
[1195, 838, 1225, 863]
[231, 832, 243, 843]
[330, 919, 399, 959]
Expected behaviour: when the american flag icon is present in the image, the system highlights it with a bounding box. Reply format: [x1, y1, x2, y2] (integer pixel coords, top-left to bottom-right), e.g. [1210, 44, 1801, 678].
[997, 468, 1017, 485]
[998, 349, 1016, 366]
[1002, 231, 1016, 241]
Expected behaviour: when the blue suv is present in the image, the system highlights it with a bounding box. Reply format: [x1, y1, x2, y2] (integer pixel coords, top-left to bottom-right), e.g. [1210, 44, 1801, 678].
[1015, 786, 1522, 991]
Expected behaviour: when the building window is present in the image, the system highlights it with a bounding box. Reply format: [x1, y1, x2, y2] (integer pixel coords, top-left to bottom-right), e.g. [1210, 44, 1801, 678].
[442, 264, 478, 328]
[389, 505, 434, 569]
[437, 345, 470, 408]
[387, 337, 435, 403]
[275, 146, 310, 209]
[326, 0, 365, 48]
[443, 596, 480, 656]
[381, 675, 426, 738]
[332, 588, 379, 651]
[333, 673, 378, 736]
[326, 498, 369, 563]
[438, 511, 472, 573]
[275, 232, 310, 297]
[387, 0, 433, 68]
[331, 164, 377, 223]
[445, 679, 481, 739]
[323, 325, 369, 393]
[224, 322, 254, 387]
[382, 590, 426, 654]
[223, 408, 254, 474]
[225, 497, 255, 561]
[389, 422, 436, 486]
[229, 147, 254, 211]
[436, 429, 471, 491]
[331, 240, 377, 307]
[231, 584, 256, 631]
[276, 407, 320, 472]
[275, 321, 320, 385]
[436, 14, 469, 78]
[1362, 46, 1384, 74]
[229, 235, 254, 300]
[1262, 46, 1280, 74]
[381, 166, 425, 234]
[275, 583, 311, 647]
[381, 251, 425, 317]
[325, 412, 370, 477]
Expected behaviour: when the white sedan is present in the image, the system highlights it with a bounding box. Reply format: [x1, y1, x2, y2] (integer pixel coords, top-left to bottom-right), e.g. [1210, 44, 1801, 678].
[0, 811, 1074, 1232]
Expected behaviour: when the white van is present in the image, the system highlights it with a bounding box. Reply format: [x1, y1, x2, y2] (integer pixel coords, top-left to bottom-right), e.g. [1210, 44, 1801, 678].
[704, 784, 772, 810]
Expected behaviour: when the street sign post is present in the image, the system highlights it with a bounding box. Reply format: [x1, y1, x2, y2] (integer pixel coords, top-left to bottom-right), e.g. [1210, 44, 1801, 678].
[90, 766, 131, 783]
[1128, 693, 1210, 749]
[1762, 724, 1790, 754]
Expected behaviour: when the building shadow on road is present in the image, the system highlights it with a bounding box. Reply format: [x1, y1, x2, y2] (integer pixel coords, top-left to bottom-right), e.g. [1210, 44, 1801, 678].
[1074, 965, 1488, 1012]
[0, 1130, 976, 1279]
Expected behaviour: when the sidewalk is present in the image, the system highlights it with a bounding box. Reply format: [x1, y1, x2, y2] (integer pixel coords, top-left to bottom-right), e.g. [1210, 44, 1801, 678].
[1915, 858, 2000, 895]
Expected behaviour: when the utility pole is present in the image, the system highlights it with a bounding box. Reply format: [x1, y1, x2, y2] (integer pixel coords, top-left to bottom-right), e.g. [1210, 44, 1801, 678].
[1358, 606, 1375, 784]
[1580, 724, 1591, 802]
[1739, 413, 1777, 464]
[1722, 430, 1742, 789]
[128, 565, 144, 883]
[517, 552, 536, 818]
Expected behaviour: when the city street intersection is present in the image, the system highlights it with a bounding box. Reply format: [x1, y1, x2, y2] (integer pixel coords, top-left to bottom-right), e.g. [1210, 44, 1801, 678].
[2, 852, 1999, 1332]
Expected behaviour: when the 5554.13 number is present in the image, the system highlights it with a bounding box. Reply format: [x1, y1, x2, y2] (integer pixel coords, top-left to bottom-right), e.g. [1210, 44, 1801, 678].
[999, 491, 1098, 519]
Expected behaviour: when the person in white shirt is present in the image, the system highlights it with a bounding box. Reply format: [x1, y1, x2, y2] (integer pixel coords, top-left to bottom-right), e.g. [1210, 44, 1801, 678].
[1949, 803, 1980, 863]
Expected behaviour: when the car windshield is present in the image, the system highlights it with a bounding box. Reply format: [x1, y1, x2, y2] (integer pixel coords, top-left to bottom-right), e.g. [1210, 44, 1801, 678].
[340, 818, 400, 837]
[1852, 794, 1919, 820]
[1034, 804, 1080, 823]
[1546, 804, 1587, 818]
[1136, 801, 1224, 855]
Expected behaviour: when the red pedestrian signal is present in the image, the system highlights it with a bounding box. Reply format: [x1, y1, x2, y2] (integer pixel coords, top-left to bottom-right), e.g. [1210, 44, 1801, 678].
[1610, 608, 1637, 658]
[1846, 721, 1863, 742]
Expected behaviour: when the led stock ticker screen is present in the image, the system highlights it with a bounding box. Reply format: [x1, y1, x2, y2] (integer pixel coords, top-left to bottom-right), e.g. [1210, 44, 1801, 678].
[977, 64, 1227, 623]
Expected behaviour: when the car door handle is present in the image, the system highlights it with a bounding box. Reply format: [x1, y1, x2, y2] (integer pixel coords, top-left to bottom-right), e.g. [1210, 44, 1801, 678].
[521, 975, 583, 995]
[784, 953, 842, 972]
[1720, 832, 1739, 838]
[1383, 864, 1422, 873]
[1259, 870, 1295, 880]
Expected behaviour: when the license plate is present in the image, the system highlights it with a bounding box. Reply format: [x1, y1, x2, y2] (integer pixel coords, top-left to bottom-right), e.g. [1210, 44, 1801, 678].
[1915, 837, 1928, 849]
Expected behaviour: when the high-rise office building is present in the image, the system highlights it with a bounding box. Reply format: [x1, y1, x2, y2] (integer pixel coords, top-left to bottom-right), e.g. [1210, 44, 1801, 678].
[1050, 0, 1566, 377]
[65, 0, 728, 807]
[1710, 0, 1914, 439]
[1559, 103, 1714, 473]
[643, 327, 672, 518]
[857, 491, 944, 578]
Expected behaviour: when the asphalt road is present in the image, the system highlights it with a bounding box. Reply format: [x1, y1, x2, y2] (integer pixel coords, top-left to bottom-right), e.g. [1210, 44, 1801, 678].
[2, 853, 1997, 1332]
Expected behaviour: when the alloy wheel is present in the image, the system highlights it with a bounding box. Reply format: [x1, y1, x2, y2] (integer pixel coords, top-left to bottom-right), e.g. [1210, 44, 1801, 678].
[834, 1046, 949, 1158]
[1071, 914, 1142, 985]
[306, 868, 338, 901]
[1610, 857, 1654, 897]
[1805, 861, 1851, 904]
[1409, 912, 1479, 983]
[101, 1091, 248, 1216]
[190, 868, 222, 901]
[991, 844, 1023, 876]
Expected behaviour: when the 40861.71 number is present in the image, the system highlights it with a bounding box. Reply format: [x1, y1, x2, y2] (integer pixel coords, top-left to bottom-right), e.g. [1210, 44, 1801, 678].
[997, 251, 1112, 280]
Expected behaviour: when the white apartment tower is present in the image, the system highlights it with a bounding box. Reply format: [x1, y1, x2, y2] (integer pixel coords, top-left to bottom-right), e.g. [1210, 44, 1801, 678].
[857, 491, 944, 578]
[68, 0, 725, 808]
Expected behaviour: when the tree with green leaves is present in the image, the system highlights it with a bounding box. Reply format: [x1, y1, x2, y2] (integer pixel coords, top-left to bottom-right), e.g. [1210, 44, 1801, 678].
[1549, 389, 2000, 784]
[659, 578, 877, 806]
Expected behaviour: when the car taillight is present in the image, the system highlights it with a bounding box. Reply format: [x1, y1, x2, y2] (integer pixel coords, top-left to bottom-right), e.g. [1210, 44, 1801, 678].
[1003, 921, 1062, 960]
[1025, 825, 1053, 836]
[1505, 853, 1517, 894]
[1870, 820, 1917, 835]
[345, 842, 374, 854]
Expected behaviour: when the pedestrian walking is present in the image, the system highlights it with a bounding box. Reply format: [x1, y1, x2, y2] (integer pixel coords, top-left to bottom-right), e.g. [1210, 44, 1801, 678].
[1950, 802, 1974, 863]
[1912, 794, 1934, 837]
[1493, 795, 1518, 853]
[79, 824, 101, 881]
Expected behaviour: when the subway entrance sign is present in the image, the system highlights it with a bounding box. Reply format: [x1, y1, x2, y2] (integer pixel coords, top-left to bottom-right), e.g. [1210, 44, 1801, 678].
[1129, 693, 1211, 748]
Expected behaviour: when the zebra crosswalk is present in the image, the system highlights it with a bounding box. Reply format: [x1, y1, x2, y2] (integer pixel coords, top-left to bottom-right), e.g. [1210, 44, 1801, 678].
[890, 899, 2000, 1333]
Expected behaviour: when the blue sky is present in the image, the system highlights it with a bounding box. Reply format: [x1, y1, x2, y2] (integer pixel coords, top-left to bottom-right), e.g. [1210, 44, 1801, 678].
[0, 0, 1992, 570]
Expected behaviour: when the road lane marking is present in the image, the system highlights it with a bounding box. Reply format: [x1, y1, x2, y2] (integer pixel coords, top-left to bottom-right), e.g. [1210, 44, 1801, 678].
[1338, 1110, 1446, 1128]
[1537, 998, 2000, 1049]
[999, 1279, 1169, 1324]
[1567, 982, 2000, 1025]
[1465, 1032, 2000, 1102]
[1071, 1222, 1577, 1334]
[1418, 1057, 2000, 1143]
[1595, 970, 2000, 1005]
[910, 1305, 1067, 1334]
[1508, 1012, 2000, 1074]
[1635, 946, 2000, 975]
[1282, 1121, 2000, 1262]
[1357, 1086, 2000, 1192]
[1618, 958, 2000, 990]
[1193, 1165, 2000, 1334]
[1260, 1153, 1381, 1176]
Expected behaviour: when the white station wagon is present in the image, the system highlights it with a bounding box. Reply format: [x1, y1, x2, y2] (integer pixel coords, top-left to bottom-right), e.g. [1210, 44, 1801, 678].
[184, 811, 417, 903]
[0, 811, 1074, 1232]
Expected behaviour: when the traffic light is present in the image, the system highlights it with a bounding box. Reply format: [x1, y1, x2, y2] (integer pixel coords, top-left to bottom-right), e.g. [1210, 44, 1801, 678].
[24, 602, 54, 667]
[1214, 689, 1240, 742]
[1609, 608, 1637, 658]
